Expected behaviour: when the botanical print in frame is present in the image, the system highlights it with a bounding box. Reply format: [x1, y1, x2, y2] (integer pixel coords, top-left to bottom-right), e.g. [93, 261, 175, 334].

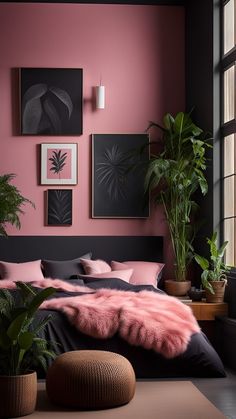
[20, 68, 83, 135]
[92, 134, 150, 218]
[41, 143, 78, 185]
[46, 189, 72, 226]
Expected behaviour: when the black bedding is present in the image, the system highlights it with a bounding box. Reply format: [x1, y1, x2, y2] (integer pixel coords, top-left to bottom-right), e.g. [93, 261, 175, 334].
[30, 277, 226, 379]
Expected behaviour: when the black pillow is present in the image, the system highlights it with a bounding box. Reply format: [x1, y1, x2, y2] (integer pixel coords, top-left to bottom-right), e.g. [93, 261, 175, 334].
[42, 252, 92, 279]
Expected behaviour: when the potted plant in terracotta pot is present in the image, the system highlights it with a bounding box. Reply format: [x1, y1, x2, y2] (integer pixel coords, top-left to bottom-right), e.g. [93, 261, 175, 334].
[194, 232, 230, 303]
[0, 282, 56, 418]
[0, 173, 34, 236]
[145, 112, 210, 296]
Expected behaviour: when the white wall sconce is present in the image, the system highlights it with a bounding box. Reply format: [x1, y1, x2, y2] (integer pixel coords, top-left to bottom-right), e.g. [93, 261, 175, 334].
[96, 85, 105, 109]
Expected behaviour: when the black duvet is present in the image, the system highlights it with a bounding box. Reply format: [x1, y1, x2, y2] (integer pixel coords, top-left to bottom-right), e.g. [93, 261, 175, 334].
[29, 277, 226, 379]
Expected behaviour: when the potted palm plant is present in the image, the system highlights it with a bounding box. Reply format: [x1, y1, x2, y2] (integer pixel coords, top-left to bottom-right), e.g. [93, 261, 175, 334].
[194, 232, 230, 303]
[0, 282, 56, 418]
[145, 112, 210, 296]
[0, 173, 34, 236]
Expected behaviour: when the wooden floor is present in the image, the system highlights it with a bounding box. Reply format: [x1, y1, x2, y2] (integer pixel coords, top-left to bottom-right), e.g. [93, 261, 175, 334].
[153, 368, 236, 419]
[192, 368, 236, 419]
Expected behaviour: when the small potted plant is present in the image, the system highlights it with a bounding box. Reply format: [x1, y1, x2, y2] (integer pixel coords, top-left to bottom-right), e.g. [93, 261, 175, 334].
[0, 282, 55, 418]
[194, 232, 230, 303]
[0, 173, 34, 236]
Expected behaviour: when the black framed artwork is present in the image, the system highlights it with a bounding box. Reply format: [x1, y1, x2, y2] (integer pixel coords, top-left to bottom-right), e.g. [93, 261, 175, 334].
[20, 68, 83, 135]
[92, 133, 150, 218]
[46, 189, 72, 226]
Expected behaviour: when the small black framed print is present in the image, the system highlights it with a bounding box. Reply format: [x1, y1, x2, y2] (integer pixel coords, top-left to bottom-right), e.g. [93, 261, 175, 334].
[46, 189, 72, 226]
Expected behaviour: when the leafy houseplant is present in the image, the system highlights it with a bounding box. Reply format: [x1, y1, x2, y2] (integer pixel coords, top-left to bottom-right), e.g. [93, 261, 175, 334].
[194, 232, 230, 302]
[0, 173, 35, 236]
[145, 112, 210, 288]
[0, 282, 55, 417]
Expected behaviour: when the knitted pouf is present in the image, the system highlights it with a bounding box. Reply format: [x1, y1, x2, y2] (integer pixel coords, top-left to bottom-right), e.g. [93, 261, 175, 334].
[46, 350, 136, 409]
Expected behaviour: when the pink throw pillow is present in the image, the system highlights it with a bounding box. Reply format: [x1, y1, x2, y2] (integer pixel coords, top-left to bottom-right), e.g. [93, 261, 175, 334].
[0, 260, 44, 282]
[80, 258, 111, 275]
[111, 260, 164, 287]
[80, 269, 133, 283]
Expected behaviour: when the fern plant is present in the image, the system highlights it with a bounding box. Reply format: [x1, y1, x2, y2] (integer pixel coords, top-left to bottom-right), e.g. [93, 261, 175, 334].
[0, 173, 35, 236]
[145, 112, 211, 282]
[0, 282, 56, 376]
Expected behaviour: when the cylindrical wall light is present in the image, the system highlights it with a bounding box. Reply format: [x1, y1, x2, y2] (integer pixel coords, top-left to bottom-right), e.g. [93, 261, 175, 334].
[96, 85, 105, 109]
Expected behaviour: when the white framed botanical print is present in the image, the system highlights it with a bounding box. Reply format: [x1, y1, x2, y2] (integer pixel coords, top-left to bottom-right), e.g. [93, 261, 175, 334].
[41, 143, 78, 185]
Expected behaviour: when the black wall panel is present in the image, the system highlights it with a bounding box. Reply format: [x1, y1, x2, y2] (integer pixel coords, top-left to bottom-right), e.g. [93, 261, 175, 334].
[0, 236, 163, 263]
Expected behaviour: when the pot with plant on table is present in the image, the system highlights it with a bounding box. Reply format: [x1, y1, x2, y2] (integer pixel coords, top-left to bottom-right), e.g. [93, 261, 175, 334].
[194, 232, 230, 303]
[144, 112, 211, 296]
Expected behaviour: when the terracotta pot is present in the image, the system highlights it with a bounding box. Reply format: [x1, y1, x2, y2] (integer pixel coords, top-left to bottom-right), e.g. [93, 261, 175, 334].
[0, 371, 37, 418]
[205, 280, 226, 303]
[164, 280, 191, 296]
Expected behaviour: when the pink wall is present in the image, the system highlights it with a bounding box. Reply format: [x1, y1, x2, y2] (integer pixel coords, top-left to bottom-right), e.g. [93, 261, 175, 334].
[0, 3, 185, 273]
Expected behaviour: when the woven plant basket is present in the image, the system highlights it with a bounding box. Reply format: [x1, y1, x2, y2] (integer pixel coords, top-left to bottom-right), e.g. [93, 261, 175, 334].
[205, 280, 227, 303]
[0, 371, 37, 418]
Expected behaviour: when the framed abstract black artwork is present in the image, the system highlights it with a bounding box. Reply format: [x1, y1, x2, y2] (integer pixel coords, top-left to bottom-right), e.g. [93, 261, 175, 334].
[46, 189, 72, 226]
[20, 68, 83, 135]
[41, 143, 78, 185]
[92, 133, 150, 218]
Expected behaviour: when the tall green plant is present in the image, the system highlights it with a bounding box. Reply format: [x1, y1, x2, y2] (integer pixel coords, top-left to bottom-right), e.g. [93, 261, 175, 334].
[0, 282, 56, 376]
[0, 173, 35, 236]
[145, 112, 210, 281]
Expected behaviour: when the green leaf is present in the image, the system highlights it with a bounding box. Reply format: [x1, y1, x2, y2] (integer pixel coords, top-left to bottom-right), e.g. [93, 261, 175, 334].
[7, 311, 28, 342]
[194, 254, 209, 270]
[16, 282, 37, 300]
[173, 112, 184, 134]
[0, 329, 11, 349]
[218, 241, 228, 258]
[163, 113, 174, 130]
[18, 331, 34, 350]
[27, 287, 55, 317]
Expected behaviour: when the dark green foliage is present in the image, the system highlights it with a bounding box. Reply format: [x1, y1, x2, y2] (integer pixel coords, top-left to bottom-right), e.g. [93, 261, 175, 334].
[0, 282, 56, 375]
[145, 112, 211, 281]
[0, 173, 35, 236]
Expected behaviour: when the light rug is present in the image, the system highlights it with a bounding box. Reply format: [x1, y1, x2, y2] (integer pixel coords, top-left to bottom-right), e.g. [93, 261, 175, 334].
[26, 381, 226, 419]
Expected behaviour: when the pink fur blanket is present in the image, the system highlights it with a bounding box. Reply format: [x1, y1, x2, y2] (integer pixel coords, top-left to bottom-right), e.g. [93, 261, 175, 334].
[0, 279, 200, 358]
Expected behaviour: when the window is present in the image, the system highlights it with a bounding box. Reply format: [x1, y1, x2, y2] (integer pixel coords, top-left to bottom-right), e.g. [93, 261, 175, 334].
[222, 0, 236, 265]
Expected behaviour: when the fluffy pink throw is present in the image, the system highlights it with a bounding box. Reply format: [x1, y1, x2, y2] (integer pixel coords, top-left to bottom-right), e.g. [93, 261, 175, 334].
[0, 279, 200, 358]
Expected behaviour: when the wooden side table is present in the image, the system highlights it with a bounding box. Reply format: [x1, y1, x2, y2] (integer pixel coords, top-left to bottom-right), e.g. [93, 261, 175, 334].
[184, 301, 228, 346]
[186, 301, 228, 321]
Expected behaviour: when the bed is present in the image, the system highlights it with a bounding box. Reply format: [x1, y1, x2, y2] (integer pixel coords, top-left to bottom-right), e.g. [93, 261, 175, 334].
[0, 235, 226, 378]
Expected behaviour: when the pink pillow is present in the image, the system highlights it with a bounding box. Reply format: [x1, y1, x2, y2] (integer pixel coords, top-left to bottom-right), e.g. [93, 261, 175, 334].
[111, 260, 164, 287]
[0, 260, 44, 282]
[80, 269, 133, 283]
[80, 258, 111, 275]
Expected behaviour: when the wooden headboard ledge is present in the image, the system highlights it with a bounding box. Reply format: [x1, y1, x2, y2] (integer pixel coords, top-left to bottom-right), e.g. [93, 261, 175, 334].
[0, 236, 163, 263]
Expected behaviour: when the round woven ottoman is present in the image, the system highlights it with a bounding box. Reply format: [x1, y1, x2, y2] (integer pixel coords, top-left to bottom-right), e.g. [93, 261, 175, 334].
[46, 350, 136, 409]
